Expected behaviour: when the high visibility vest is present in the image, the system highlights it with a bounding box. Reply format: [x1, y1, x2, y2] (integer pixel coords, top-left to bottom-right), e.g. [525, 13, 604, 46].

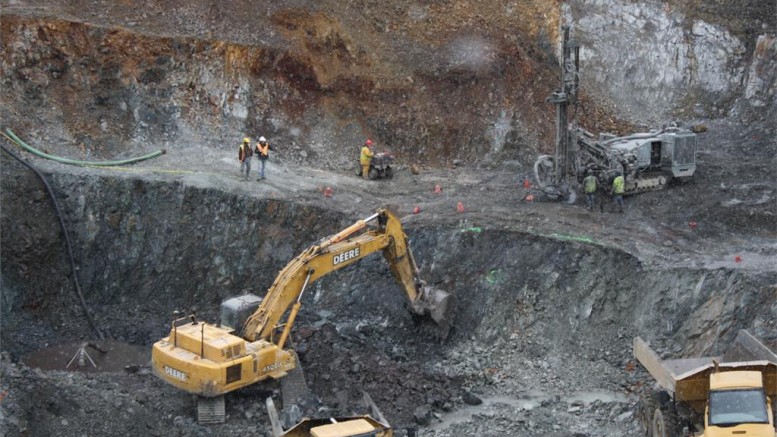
[257, 143, 270, 158]
[583, 175, 597, 194]
[613, 176, 625, 194]
[360, 146, 374, 165]
[239, 143, 252, 160]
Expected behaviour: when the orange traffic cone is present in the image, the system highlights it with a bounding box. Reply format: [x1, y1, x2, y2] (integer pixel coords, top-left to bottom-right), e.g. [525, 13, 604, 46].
[323, 186, 333, 197]
[734, 255, 742, 263]
[523, 179, 531, 189]
[456, 202, 465, 213]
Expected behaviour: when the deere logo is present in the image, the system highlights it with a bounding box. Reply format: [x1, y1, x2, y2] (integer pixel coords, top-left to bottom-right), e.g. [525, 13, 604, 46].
[333, 248, 360, 266]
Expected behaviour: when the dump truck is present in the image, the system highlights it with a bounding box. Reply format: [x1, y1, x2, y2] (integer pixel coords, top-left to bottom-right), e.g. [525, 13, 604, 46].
[634, 330, 777, 436]
[151, 208, 454, 423]
[266, 391, 396, 437]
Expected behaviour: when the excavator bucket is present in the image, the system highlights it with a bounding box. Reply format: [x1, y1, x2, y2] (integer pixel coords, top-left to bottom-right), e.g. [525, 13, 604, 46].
[414, 286, 455, 339]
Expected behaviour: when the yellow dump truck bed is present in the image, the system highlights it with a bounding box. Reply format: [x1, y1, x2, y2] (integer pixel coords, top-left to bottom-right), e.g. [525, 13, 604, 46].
[634, 330, 777, 412]
[310, 419, 377, 437]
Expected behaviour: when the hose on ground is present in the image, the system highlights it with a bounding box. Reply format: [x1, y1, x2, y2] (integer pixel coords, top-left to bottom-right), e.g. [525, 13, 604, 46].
[5, 128, 165, 166]
[0, 138, 105, 340]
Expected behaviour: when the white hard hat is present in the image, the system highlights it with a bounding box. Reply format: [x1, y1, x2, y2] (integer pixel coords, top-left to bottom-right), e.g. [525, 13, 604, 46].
[259, 136, 266, 142]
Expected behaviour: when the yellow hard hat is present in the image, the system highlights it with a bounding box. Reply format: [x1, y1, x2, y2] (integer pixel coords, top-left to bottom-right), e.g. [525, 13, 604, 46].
[243, 137, 250, 143]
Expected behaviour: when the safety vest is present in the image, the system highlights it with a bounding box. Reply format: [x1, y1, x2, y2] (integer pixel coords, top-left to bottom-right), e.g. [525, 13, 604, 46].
[360, 146, 374, 165]
[239, 142, 252, 160]
[583, 175, 597, 194]
[257, 143, 270, 159]
[613, 175, 625, 194]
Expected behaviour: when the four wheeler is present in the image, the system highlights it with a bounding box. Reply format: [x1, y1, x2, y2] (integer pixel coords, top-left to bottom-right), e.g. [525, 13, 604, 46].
[356, 152, 394, 180]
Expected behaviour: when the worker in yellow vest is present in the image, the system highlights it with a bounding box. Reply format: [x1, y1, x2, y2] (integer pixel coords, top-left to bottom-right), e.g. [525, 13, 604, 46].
[612, 172, 625, 213]
[360, 139, 374, 180]
[582, 170, 597, 211]
[238, 137, 253, 180]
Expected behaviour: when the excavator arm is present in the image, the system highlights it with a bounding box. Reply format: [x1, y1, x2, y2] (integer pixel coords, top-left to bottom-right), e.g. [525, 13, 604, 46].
[241, 208, 453, 344]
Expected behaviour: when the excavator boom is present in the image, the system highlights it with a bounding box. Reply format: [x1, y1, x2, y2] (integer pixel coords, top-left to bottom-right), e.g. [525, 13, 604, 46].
[241, 209, 452, 343]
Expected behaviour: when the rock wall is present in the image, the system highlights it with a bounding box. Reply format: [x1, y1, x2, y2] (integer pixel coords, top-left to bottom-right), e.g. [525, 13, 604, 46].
[566, 0, 777, 125]
[0, 4, 561, 169]
[3, 1, 773, 170]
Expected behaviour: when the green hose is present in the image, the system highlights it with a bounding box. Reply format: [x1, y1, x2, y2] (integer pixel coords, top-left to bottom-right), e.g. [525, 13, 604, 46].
[5, 128, 166, 166]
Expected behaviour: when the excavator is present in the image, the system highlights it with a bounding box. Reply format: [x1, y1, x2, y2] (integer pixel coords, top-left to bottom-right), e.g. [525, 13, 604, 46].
[151, 208, 454, 423]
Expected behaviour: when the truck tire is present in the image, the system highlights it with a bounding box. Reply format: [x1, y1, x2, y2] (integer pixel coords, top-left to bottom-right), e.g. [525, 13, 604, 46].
[637, 391, 659, 435]
[638, 390, 681, 437]
[652, 406, 681, 437]
[384, 166, 393, 179]
[368, 167, 378, 180]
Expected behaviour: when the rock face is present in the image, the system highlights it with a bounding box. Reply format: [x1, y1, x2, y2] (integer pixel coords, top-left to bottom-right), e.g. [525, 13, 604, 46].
[742, 35, 777, 110]
[566, 0, 776, 125]
[0, 2, 563, 170]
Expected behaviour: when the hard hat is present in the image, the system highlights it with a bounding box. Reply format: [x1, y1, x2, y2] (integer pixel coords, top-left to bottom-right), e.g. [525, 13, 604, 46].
[259, 136, 266, 142]
[243, 137, 250, 143]
[365, 139, 373, 146]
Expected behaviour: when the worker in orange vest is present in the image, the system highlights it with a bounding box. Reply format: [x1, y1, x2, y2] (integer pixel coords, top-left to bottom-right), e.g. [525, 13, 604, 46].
[254, 136, 275, 180]
[360, 139, 374, 180]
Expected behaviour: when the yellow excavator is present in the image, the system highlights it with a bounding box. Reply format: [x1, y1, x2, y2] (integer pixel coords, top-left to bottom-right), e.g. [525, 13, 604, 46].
[151, 208, 454, 423]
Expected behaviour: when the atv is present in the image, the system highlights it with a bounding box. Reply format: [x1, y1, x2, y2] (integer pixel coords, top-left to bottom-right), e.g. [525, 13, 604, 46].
[356, 152, 394, 180]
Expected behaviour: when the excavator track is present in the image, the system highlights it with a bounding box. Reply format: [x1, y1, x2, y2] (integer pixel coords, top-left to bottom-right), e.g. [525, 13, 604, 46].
[197, 395, 225, 424]
[281, 352, 309, 409]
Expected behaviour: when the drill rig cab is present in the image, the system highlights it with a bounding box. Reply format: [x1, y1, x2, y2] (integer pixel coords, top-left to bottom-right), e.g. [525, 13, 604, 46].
[151, 208, 454, 422]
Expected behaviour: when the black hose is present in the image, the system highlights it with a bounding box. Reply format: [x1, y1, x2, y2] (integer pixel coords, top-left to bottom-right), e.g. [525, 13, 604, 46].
[0, 140, 105, 340]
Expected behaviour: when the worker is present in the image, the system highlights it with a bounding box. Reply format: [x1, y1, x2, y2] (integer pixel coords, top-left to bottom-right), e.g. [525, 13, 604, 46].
[597, 173, 608, 213]
[612, 172, 625, 213]
[582, 170, 597, 211]
[360, 139, 374, 180]
[254, 136, 274, 181]
[238, 137, 253, 180]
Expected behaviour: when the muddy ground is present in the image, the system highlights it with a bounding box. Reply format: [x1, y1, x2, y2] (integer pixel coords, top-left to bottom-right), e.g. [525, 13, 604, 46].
[1, 1, 777, 437]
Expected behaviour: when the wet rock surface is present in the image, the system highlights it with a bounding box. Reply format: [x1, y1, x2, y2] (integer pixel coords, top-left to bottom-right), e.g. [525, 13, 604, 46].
[1, 1, 776, 437]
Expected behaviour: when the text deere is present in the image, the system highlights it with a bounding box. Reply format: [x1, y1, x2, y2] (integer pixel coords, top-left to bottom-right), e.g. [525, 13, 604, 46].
[333, 248, 360, 266]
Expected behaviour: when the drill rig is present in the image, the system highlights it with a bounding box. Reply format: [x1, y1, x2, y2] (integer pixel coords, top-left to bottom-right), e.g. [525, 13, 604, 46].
[534, 27, 698, 200]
